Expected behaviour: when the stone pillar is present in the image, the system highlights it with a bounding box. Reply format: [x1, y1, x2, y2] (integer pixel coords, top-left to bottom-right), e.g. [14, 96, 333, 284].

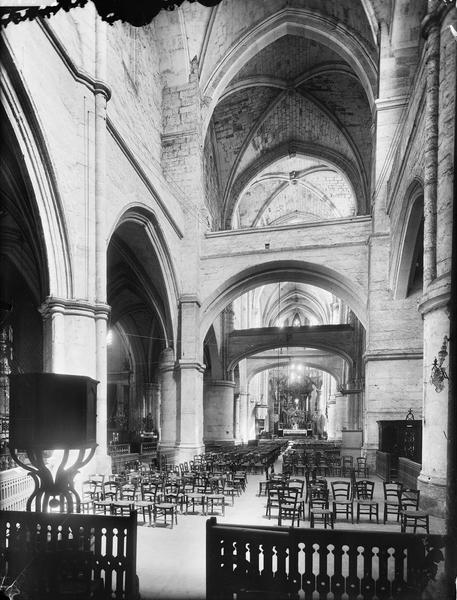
[418, 285, 450, 516]
[204, 379, 235, 444]
[144, 382, 160, 435]
[176, 360, 206, 461]
[158, 347, 177, 457]
[334, 392, 345, 440]
[239, 389, 249, 443]
[234, 393, 241, 443]
[175, 295, 206, 462]
[40, 297, 111, 472]
[93, 15, 110, 474]
[327, 395, 337, 440]
[416, 4, 454, 517]
[423, 9, 440, 288]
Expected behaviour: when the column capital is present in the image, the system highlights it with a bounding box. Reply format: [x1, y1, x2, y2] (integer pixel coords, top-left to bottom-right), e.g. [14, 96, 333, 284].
[179, 294, 201, 307]
[205, 379, 235, 389]
[421, 3, 453, 39]
[418, 273, 451, 316]
[39, 296, 111, 320]
[178, 359, 206, 374]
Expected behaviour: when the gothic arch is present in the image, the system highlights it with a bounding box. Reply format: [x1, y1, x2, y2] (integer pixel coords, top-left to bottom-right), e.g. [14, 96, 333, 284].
[247, 360, 343, 389]
[391, 180, 424, 299]
[200, 259, 367, 342]
[1, 44, 72, 299]
[223, 142, 365, 228]
[109, 205, 180, 348]
[201, 7, 377, 133]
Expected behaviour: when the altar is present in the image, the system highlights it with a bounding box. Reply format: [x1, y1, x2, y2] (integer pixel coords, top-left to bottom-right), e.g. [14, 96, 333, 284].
[282, 428, 312, 437]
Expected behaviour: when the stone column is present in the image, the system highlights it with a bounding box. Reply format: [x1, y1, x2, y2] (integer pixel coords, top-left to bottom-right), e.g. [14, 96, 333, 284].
[418, 285, 450, 517]
[176, 360, 206, 461]
[40, 297, 110, 469]
[204, 379, 235, 444]
[239, 388, 249, 443]
[422, 8, 440, 288]
[175, 295, 206, 462]
[158, 347, 177, 458]
[334, 392, 345, 440]
[234, 393, 241, 442]
[327, 395, 337, 440]
[416, 4, 454, 517]
[144, 382, 160, 434]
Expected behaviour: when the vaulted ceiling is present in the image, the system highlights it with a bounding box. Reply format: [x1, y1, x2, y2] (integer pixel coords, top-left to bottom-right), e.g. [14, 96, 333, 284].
[203, 28, 373, 229]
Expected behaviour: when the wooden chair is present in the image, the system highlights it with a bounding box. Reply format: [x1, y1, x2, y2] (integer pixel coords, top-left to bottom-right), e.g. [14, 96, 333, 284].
[342, 456, 354, 477]
[205, 478, 226, 517]
[277, 488, 300, 527]
[331, 480, 353, 523]
[355, 480, 379, 523]
[93, 481, 118, 514]
[309, 488, 333, 529]
[400, 488, 420, 511]
[111, 483, 136, 516]
[399, 488, 428, 532]
[356, 456, 369, 478]
[265, 481, 284, 520]
[154, 489, 178, 528]
[400, 508, 430, 533]
[383, 481, 403, 523]
[135, 483, 158, 525]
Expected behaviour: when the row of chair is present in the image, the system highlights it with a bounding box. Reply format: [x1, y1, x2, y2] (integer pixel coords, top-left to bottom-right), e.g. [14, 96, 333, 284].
[282, 453, 369, 478]
[263, 477, 429, 532]
[82, 470, 248, 527]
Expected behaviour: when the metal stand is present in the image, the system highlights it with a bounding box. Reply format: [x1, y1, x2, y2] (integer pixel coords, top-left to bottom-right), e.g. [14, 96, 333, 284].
[9, 445, 96, 512]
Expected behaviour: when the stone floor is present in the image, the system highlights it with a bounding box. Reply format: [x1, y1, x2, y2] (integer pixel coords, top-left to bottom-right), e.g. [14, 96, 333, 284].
[136, 461, 446, 600]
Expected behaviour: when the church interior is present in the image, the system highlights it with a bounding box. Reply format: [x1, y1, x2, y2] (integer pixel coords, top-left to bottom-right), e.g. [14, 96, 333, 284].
[0, 0, 456, 598]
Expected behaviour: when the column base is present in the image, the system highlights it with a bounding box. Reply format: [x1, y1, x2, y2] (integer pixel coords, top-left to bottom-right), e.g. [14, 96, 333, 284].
[204, 439, 236, 446]
[94, 449, 112, 475]
[159, 442, 205, 464]
[417, 474, 447, 517]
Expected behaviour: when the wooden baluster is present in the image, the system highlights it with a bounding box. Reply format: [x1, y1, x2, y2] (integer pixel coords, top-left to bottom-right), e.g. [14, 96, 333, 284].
[301, 540, 314, 596]
[288, 535, 301, 594]
[316, 540, 331, 596]
[330, 541, 345, 599]
[376, 543, 391, 600]
[345, 539, 361, 598]
[360, 543, 376, 598]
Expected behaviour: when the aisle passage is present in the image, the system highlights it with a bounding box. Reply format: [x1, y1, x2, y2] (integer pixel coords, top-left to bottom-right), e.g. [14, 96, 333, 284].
[136, 455, 445, 599]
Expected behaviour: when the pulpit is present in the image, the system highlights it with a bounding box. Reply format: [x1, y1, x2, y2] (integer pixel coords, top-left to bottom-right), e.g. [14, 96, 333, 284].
[8, 373, 98, 512]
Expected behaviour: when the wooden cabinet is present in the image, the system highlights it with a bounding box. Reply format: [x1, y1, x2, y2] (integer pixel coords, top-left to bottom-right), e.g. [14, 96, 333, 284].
[378, 420, 422, 477]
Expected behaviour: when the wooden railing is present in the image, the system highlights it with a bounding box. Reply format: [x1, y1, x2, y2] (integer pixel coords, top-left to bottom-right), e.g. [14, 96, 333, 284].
[398, 457, 421, 489]
[376, 450, 392, 480]
[140, 441, 157, 454]
[107, 443, 131, 455]
[0, 510, 138, 599]
[206, 518, 445, 600]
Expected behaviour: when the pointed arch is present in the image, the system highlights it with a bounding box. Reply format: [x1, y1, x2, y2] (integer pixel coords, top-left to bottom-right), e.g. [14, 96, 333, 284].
[200, 259, 367, 342]
[391, 180, 424, 299]
[108, 205, 180, 348]
[1, 40, 73, 298]
[201, 7, 377, 133]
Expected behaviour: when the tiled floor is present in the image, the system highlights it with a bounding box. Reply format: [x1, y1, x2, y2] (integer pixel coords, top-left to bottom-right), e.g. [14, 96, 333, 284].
[136, 460, 445, 600]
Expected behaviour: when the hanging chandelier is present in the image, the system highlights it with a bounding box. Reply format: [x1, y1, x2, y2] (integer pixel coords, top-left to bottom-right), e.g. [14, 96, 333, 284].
[1, 0, 224, 28]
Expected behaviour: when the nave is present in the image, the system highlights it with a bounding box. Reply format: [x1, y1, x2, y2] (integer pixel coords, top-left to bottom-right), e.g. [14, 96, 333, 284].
[136, 451, 445, 600]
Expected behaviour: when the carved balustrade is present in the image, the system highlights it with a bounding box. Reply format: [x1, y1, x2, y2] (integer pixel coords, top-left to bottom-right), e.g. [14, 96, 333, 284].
[206, 518, 445, 599]
[0, 510, 138, 599]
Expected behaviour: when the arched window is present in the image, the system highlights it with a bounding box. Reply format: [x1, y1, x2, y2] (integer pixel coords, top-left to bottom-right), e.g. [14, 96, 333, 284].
[292, 313, 301, 327]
